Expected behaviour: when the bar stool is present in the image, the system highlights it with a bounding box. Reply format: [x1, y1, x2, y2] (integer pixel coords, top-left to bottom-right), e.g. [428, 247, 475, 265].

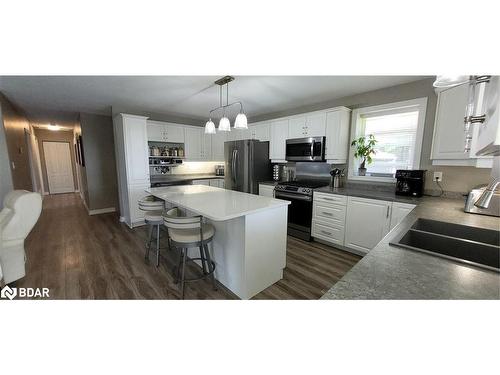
[138, 195, 165, 267]
[163, 207, 217, 299]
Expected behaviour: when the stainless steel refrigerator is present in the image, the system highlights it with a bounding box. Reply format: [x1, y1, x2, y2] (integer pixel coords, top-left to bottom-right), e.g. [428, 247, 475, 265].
[224, 140, 272, 194]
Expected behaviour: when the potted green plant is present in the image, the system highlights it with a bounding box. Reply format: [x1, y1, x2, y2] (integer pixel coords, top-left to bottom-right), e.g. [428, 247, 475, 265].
[351, 134, 377, 176]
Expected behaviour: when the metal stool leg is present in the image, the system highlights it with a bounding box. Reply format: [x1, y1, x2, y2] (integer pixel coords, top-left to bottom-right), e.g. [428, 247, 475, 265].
[180, 248, 188, 299]
[155, 224, 161, 267]
[203, 243, 217, 291]
[145, 224, 153, 260]
[199, 245, 208, 274]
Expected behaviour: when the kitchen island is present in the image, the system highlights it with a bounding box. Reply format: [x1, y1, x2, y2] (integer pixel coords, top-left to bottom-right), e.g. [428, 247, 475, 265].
[147, 185, 290, 299]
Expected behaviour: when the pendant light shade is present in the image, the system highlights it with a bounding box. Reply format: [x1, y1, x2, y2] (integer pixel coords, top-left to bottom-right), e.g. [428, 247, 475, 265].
[433, 75, 470, 88]
[234, 112, 248, 129]
[204, 119, 216, 134]
[218, 116, 231, 131]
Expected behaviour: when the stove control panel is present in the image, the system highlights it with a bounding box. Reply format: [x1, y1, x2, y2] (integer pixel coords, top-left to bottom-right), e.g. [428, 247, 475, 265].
[275, 185, 313, 196]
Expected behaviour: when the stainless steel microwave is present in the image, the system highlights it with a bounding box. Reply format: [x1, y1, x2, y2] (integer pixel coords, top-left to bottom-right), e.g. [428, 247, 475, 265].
[286, 137, 326, 161]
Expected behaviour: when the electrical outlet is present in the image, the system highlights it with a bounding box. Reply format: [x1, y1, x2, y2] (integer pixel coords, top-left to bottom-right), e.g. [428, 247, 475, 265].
[433, 171, 443, 182]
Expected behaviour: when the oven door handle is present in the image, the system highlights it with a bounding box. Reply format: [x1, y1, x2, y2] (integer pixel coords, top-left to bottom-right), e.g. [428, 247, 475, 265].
[275, 192, 312, 202]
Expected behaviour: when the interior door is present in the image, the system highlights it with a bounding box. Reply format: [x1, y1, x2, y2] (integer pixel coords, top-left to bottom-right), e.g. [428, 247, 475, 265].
[43, 141, 75, 194]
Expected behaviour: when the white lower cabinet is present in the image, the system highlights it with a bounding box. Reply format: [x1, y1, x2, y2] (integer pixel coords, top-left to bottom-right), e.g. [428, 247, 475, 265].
[128, 183, 151, 227]
[390, 202, 416, 230]
[193, 179, 211, 186]
[258, 184, 275, 197]
[312, 192, 347, 246]
[209, 179, 225, 188]
[312, 193, 416, 254]
[344, 196, 392, 253]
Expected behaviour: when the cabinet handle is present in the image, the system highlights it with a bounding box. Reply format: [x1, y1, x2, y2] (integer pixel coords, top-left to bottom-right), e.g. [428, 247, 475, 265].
[321, 230, 332, 236]
[322, 212, 333, 216]
[386, 205, 390, 218]
[322, 197, 335, 201]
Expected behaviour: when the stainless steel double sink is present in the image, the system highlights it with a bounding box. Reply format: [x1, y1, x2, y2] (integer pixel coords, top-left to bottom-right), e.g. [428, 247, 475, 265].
[390, 218, 500, 272]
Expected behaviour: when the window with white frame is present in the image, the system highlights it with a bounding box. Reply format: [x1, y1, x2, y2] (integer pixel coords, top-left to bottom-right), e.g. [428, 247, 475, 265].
[348, 98, 427, 182]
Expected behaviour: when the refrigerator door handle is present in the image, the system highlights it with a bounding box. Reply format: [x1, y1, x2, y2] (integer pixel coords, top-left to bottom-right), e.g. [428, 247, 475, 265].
[233, 149, 238, 186]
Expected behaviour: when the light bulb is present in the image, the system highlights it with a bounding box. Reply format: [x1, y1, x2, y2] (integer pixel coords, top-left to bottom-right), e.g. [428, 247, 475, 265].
[234, 113, 248, 129]
[218, 116, 231, 131]
[204, 119, 216, 134]
[48, 124, 60, 131]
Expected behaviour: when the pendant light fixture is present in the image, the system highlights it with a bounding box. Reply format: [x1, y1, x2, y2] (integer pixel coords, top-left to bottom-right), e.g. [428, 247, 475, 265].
[204, 76, 248, 134]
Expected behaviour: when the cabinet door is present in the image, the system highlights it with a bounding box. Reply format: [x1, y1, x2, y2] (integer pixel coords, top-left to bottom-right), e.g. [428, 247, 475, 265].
[288, 116, 307, 139]
[146, 122, 164, 142]
[202, 133, 212, 160]
[211, 131, 227, 161]
[164, 124, 185, 143]
[128, 183, 151, 225]
[193, 179, 210, 186]
[124, 116, 150, 185]
[389, 202, 416, 230]
[325, 109, 350, 162]
[270, 119, 289, 160]
[344, 196, 391, 253]
[258, 184, 274, 197]
[253, 122, 270, 141]
[305, 112, 327, 137]
[185, 127, 202, 160]
[431, 84, 470, 160]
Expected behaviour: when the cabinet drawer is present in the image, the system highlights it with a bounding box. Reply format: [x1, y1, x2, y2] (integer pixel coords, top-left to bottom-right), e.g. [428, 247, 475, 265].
[313, 192, 347, 206]
[312, 220, 345, 246]
[313, 202, 346, 225]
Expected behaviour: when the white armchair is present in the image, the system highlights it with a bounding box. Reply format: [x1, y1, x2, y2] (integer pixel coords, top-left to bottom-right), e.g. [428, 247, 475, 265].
[0, 190, 42, 284]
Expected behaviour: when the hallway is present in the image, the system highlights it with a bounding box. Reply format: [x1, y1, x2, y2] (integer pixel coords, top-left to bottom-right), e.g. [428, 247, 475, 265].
[17, 193, 360, 299]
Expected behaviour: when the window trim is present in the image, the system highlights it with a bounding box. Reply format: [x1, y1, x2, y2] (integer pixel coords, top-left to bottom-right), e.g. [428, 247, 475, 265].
[348, 97, 428, 183]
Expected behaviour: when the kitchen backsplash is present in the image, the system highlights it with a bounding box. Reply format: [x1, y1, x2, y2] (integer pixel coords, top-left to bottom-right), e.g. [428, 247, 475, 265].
[170, 161, 222, 175]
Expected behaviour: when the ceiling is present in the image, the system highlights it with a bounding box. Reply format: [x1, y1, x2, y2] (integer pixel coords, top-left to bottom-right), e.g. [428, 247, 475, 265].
[0, 76, 428, 126]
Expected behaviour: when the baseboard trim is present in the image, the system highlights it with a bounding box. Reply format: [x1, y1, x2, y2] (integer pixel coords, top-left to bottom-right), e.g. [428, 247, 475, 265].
[88, 207, 116, 216]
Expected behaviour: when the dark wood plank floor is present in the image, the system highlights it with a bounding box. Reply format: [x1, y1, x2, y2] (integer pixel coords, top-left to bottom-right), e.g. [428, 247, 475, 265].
[16, 193, 361, 299]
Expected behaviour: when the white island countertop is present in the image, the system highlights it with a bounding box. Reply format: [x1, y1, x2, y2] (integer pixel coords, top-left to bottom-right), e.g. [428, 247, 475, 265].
[147, 185, 290, 221]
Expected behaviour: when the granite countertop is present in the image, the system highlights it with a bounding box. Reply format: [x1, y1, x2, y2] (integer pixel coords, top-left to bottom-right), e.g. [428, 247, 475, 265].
[314, 185, 423, 204]
[150, 174, 224, 183]
[321, 196, 500, 300]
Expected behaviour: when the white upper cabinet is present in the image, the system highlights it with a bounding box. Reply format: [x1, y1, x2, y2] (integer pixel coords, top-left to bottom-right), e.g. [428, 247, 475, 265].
[289, 113, 327, 139]
[325, 108, 351, 163]
[344, 196, 391, 253]
[269, 119, 289, 161]
[250, 122, 270, 141]
[473, 75, 500, 156]
[305, 112, 327, 137]
[202, 132, 212, 160]
[211, 131, 227, 161]
[431, 84, 470, 160]
[431, 84, 493, 167]
[184, 127, 203, 160]
[288, 116, 307, 139]
[147, 120, 185, 143]
[123, 115, 150, 185]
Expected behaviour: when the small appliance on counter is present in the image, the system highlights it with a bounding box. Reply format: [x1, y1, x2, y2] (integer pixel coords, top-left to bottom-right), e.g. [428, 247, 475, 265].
[273, 165, 280, 181]
[215, 164, 225, 176]
[464, 185, 500, 217]
[395, 170, 426, 197]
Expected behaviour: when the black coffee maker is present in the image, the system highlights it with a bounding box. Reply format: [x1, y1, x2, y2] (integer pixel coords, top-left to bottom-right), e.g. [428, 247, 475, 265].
[395, 170, 426, 197]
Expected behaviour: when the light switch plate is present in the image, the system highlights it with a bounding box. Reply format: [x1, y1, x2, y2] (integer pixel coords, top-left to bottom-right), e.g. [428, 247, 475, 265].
[433, 171, 443, 182]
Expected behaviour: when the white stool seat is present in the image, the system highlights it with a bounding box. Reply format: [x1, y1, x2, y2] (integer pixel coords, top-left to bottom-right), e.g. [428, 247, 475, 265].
[169, 223, 215, 244]
[144, 210, 164, 223]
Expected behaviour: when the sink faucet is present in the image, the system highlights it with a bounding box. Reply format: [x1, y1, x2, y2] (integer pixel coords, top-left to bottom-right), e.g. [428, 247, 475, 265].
[474, 177, 500, 209]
